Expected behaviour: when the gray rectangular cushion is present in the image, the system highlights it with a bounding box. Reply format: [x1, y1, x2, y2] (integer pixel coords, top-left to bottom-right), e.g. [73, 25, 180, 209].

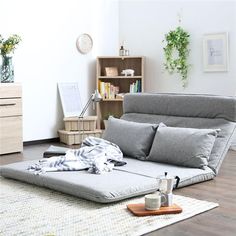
[103, 116, 157, 160]
[122, 93, 236, 174]
[0, 158, 215, 203]
[148, 123, 218, 168]
[123, 93, 236, 122]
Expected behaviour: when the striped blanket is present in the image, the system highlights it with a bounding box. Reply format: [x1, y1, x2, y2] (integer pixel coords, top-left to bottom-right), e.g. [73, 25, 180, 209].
[28, 137, 123, 174]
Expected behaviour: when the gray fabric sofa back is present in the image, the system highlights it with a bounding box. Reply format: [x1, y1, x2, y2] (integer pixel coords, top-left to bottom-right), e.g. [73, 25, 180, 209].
[123, 93, 236, 122]
[121, 93, 236, 174]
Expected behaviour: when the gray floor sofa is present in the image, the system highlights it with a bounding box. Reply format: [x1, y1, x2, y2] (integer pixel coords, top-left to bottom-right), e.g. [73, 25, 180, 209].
[1, 93, 235, 203]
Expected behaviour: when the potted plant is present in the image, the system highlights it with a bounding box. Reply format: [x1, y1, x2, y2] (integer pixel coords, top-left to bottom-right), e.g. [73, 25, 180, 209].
[0, 34, 21, 83]
[163, 27, 190, 88]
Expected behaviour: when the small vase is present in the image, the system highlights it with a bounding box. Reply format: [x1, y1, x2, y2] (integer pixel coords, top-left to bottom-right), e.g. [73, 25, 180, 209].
[0, 55, 14, 83]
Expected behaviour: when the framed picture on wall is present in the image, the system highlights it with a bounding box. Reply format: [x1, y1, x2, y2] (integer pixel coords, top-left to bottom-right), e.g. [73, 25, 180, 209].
[203, 32, 229, 72]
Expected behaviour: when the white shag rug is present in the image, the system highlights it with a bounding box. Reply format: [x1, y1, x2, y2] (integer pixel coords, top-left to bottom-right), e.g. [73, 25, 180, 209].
[0, 178, 218, 236]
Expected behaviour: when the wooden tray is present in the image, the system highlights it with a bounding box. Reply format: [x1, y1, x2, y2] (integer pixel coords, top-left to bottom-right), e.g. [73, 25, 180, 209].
[127, 203, 182, 216]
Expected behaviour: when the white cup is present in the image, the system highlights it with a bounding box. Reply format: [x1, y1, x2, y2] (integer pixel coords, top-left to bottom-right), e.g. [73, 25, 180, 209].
[145, 193, 161, 210]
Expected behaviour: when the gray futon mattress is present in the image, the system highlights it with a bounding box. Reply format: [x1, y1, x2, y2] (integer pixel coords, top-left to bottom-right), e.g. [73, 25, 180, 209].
[0, 158, 215, 203]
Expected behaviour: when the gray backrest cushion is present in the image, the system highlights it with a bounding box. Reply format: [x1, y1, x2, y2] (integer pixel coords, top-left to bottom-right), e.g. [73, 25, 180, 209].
[123, 93, 236, 122]
[103, 117, 157, 160]
[148, 123, 218, 169]
[121, 93, 236, 174]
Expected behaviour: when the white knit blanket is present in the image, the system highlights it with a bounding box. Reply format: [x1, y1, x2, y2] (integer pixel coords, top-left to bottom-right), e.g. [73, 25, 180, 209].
[27, 137, 123, 174]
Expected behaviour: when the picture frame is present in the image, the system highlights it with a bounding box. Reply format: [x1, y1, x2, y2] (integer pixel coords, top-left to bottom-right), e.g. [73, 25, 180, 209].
[104, 67, 118, 76]
[203, 32, 229, 72]
[58, 82, 82, 117]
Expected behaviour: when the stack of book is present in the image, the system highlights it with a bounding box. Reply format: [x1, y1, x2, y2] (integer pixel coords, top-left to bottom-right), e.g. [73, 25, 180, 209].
[99, 82, 119, 99]
[129, 80, 141, 93]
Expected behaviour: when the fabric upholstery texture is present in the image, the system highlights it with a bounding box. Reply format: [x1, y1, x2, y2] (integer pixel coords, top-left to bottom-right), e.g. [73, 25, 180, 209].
[103, 116, 157, 160]
[121, 114, 236, 174]
[0, 93, 234, 203]
[0, 160, 159, 203]
[0, 158, 215, 203]
[122, 93, 236, 174]
[116, 157, 215, 188]
[148, 123, 218, 168]
[123, 93, 236, 122]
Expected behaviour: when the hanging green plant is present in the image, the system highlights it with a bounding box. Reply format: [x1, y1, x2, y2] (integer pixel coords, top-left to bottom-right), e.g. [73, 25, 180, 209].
[163, 26, 190, 88]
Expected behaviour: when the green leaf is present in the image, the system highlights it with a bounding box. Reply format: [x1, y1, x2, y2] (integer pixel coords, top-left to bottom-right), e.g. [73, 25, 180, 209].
[162, 27, 190, 88]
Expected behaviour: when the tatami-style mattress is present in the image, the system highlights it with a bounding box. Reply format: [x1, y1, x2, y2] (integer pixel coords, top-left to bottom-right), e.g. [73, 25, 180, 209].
[0, 158, 215, 203]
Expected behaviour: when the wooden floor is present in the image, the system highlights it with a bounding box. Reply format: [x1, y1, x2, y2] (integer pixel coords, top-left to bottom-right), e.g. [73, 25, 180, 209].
[0, 143, 235, 236]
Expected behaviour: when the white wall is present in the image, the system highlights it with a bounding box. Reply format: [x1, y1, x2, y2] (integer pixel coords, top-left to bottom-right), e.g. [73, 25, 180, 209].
[119, 0, 236, 95]
[1, 0, 235, 142]
[0, 0, 119, 141]
[119, 0, 236, 147]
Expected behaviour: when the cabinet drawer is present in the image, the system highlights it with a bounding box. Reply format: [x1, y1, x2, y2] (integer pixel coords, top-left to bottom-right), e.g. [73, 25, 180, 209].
[0, 116, 23, 154]
[0, 83, 22, 98]
[0, 98, 22, 117]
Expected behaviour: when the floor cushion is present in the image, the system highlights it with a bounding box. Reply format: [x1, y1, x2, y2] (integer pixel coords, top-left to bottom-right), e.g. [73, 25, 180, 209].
[0, 158, 215, 203]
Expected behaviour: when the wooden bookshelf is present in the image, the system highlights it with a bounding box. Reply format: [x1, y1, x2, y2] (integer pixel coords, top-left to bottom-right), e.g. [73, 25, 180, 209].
[98, 76, 143, 79]
[96, 56, 145, 129]
[102, 99, 123, 102]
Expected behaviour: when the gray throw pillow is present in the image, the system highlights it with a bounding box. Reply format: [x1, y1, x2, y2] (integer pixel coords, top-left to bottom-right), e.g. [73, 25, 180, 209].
[148, 123, 218, 169]
[103, 117, 158, 159]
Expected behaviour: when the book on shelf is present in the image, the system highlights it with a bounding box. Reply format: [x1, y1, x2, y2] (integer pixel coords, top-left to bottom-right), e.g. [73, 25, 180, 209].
[99, 81, 119, 99]
[129, 80, 141, 93]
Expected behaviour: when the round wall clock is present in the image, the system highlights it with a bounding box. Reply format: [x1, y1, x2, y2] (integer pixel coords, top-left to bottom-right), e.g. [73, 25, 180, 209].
[76, 33, 93, 54]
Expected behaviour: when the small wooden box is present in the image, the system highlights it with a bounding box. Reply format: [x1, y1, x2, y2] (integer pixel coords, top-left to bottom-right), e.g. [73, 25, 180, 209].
[58, 129, 102, 145]
[64, 116, 97, 131]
